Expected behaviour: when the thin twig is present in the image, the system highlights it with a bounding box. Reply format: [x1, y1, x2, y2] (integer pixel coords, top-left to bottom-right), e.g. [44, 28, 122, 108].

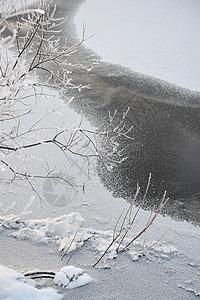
[61, 224, 80, 260]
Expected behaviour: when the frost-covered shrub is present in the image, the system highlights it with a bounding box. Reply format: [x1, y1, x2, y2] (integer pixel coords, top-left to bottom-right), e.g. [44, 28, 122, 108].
[0, 0, 98, 198]
[0, 0, 132, 203]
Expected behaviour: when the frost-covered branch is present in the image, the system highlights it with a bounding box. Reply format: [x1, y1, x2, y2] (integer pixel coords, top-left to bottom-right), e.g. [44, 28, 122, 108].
[0, 0, 133, 200]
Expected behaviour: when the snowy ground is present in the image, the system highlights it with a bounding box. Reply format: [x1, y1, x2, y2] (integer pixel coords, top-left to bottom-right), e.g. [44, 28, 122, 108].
[0, 171, 200, 299]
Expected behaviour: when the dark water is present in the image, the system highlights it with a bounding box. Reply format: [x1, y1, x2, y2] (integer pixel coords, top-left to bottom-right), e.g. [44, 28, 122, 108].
[41, 0, 200, 224]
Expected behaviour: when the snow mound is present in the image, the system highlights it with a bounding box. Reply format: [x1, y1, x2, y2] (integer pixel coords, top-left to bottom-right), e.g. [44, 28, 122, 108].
[54, 265, 93, 289]
[0, 213, 92, 252]
[0, 265, 62, 300]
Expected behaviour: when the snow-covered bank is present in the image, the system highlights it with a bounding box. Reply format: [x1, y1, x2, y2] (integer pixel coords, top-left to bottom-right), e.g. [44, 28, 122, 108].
[75, 0, 200, 91]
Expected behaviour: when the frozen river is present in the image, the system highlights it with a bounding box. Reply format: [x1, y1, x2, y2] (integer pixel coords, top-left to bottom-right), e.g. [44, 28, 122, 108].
[54, 0, 200, 225]
[75, 0, 200, 92]
[0, 1, 200, 300]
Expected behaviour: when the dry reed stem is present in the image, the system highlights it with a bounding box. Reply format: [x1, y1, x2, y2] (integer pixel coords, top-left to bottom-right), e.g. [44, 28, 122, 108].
[93, 175, 168, 267]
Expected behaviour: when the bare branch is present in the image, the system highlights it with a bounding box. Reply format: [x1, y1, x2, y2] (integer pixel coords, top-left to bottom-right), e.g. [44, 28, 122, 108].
[93, 178, 168, 267]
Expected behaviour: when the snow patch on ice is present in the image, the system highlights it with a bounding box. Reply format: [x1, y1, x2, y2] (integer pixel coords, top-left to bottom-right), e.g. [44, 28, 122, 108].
[88, 228, 179, 263]
[129, 250, 143, 262]
[0, 213, 178, 264]
[93, 236, 117, 260]
[128, 241, 178, 262]
[54, 265, 93, 289]
[0, 213, 92, 252]
[0, 265, 62, 300]
[151, 242, 178, 255]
